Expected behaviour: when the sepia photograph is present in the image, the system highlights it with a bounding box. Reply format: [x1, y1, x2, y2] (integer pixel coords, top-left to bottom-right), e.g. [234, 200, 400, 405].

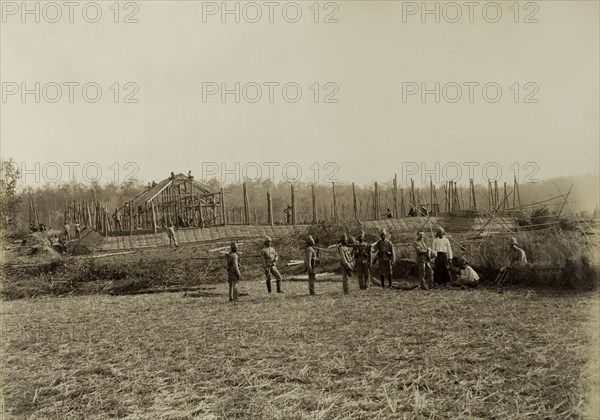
[1, 1, 599, 418]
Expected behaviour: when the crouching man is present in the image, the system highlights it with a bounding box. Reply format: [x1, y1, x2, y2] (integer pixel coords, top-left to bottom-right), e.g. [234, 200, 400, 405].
[450, 256, 479, 288]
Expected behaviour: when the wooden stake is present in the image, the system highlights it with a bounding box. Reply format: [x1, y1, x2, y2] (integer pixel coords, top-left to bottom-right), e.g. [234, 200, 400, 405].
[332, 182, 338, 223]
[311, 184, 317, 224]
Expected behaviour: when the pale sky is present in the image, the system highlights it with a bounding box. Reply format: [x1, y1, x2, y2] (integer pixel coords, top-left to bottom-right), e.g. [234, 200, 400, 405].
[1, 0, 598, 188]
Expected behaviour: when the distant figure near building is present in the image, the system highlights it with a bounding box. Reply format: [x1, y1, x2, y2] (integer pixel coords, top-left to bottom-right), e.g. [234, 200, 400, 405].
[432, 227, 452, 287]
[352, 230, 371, 290]
[284, 205, 293, 224]
[495, 237, 528, 286]
[166, 220, 179, 248]
[337, 234, 353, 295]
[374, 229, 395, 288]
[262, 237, 283, 293]
[305, 235, 318, 295]
[113, 210, 122, 231]
[63, 222, 71, 241]
[226, 242, 241, 302]
[385, 208, 393, 218]
[414, 230, 434, 290]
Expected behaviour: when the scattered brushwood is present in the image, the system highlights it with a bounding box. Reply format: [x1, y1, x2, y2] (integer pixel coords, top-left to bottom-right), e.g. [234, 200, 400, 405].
[472, 230, 599, 290]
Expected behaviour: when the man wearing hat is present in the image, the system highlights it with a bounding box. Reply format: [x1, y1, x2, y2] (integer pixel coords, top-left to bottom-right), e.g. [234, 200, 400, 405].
[305, 235, 318, 295]
[495, 237, 527, 286]
[338, 234, 354, 294]
[226, 242, 241, 302]
[352, 230, 371, 290]
[374, 229, 395, 288]
[432, 227, 452, 286]
[262, 236, 283, 293]
[414, 230, 434, 290]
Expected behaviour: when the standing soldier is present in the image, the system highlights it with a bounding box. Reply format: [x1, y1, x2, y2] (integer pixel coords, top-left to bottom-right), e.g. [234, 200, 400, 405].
[352, 230, 371, 290]
[284, 205, 293, 224]
[63, 222, 71, 242]
[167, 220, 179, 248]
[262, 237, 283, 293]
[414, 230, 434, 290]
[374, 229, 395, 288]
[113, 210, 122, 231]
[337, 234, 353, 294]
[74, 222, 81, 239]
[305, 235, 317, 295]
[226, 242, 241, 302]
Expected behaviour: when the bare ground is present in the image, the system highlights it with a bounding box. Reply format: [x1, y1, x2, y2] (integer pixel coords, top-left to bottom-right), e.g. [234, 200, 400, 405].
[1, 281, 598, 419]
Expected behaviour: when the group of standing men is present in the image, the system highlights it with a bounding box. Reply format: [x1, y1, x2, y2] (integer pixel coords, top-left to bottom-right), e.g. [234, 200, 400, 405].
[224, 227, 528, 302]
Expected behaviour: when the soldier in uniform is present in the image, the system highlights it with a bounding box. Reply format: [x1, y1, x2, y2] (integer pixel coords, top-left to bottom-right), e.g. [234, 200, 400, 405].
[305, 235, 317, 295]
[167, 220, 179, 248]
[495, 237, 528, 286]
[63, 222, 71, 241]
[226, 242, 241, 302]
[262, 237, 283, 293]
[74, 222, 81, 239]
[414, 230, 434, 290]
[113, 210, 122, 231]
[284, 205, 293, 224]
[337, 234, 353, 294]
[374, 229, 395, 288]
[352, 230, 371, 290]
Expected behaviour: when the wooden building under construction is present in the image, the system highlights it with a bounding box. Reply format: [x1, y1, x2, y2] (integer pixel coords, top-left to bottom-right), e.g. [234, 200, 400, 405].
[115, 172, 225, 233]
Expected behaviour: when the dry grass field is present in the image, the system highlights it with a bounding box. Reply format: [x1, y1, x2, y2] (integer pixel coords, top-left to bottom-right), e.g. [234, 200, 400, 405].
[2, 280, 598, 419]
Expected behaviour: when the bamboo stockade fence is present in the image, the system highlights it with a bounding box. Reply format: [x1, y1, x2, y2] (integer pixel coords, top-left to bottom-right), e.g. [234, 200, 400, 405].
[60, 172, 544, 237]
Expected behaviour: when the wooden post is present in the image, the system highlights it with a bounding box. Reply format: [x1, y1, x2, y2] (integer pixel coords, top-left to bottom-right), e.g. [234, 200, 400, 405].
[129, 201, 133, 236]
[494, 181, 499, 209]
[332, 182, 338, 223]
[198, 196, 205, 228]
[352, 182, 358, 220]
[243, 182, 250, 225]
[267, 186, 274, 226]
[470, 179, 477, 210]
[374, 182, 379, 219]
[399, 188, 405, 217]
[311, 184, 317, 224]
[393, 175, 398, 219]
[220, 188, 226, 225]
[429, 177, 434, 215]
[151, 201, 158, 233]
[410, 179, 415, 212]
[291, 184, 296, 225]
[104, 206, 109, 238]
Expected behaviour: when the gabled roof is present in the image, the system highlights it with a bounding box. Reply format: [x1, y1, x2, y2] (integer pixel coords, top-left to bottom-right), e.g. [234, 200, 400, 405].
[127, 174, 220, 208]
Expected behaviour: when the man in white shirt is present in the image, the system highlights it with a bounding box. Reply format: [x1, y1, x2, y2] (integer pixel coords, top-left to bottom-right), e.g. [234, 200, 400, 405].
[432, 227, 452, 286]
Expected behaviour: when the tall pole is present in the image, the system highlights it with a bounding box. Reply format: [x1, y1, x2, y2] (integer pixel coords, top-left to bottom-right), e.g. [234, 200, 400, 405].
[267, 186, 274, 226]
[352, 182, 358, 221]
[291, 184, 296, 225]
[393, 175, 399, 219]
[311, 184, 317, 224]
[332, 182, 338, 223]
